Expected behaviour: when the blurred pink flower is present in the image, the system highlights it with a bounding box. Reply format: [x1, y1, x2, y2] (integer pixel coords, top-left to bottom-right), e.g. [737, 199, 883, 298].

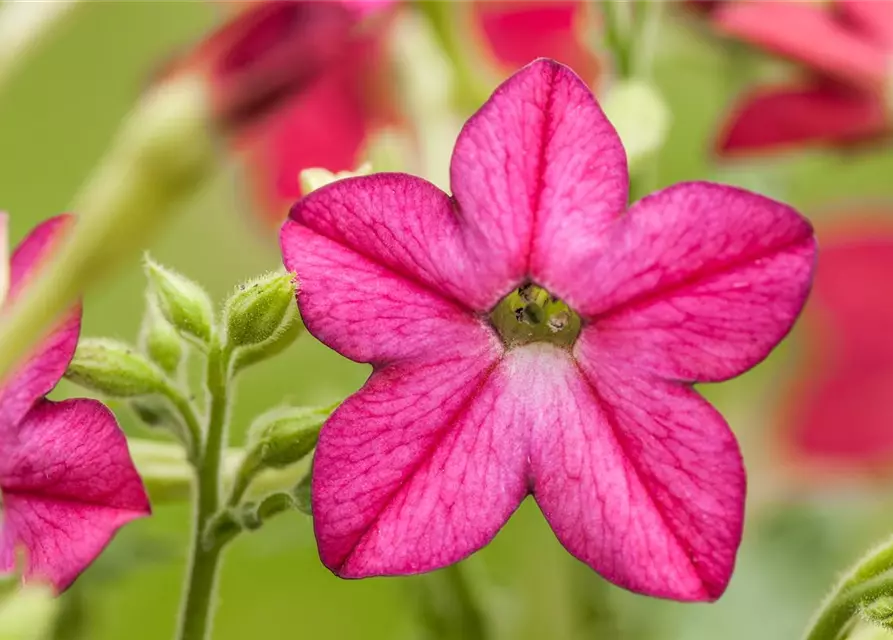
[0, 215, 150, 591]
[280, 59, 816, 601]
[177, 1, 600, 225]
[710, 0, 892, 155]
[785, 216, 893, 478]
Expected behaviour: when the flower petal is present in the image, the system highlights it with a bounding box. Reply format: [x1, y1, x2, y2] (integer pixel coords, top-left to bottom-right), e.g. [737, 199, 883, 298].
[717, 82, 889, 155]
[786, 363, 893, 470]
[558, 182, 815, 382]
[0, 216, 80, 429]
[527, 346, 744, 601]
[837, 0, 893, 48]
[284, 173, 511, 314]
[312, 348, 527, 576]
[0, 399, 150, 590]
[242, 69, 371, 223]
[713, 1, 888, 85]
[451, 58, 627, 296]
[470, 1, 598, 82]
[281, 197, 504, 365]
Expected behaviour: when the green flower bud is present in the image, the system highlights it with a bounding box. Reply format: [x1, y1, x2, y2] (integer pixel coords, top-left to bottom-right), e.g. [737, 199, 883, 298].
[144, 257, 214, 347]
[224, 272, 299, 350]
[601, 79, 669, 175]
[65, 338, 166, 398]
[246, 406, 329, 469]
[863, 596, 893, 629]
[228, 406, 332, 506]
[139, 300, 184, 376]
[299, 163, 371, 195]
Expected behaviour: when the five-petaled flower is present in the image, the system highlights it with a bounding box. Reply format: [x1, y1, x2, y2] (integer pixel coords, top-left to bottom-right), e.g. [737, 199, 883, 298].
[784, 214, 893, 480]
[280, 59, 816, 601]
[709, 0, 893, 155]
[0, 214, 150, 591]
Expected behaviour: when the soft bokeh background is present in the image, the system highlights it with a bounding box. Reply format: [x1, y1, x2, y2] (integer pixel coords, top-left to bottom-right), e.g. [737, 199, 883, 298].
[2, 2, 893, 639]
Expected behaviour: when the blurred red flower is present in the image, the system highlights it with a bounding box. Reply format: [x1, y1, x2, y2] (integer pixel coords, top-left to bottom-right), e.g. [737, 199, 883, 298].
[784, 214, 893, 479]
[163, 1, 599, 226]
[709, 1, 892, 155]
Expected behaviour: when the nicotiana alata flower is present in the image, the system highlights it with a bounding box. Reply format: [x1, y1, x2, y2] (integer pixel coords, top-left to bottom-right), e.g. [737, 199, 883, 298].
[784, 214, 893, 479]
[0, 215, 150, 591]
[708, 0, 893, 155]
[280, 59, 817, 601]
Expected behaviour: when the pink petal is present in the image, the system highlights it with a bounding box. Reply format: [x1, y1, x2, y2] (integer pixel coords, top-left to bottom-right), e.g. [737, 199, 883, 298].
[451, 58, 627, 295]
[0, 216, 80, 430]
[0, 399, 150, 590]
[786, 362, 893, 469]
[713, 1, 888, 86]
[553, 182, 815, 382]
[242, 69, 370, 223]
[837, 0, 893, 50]
[284, 173, 513, 314]
[471, 1, 599, 81]
[312, 347, 526, 576]
[717, 82, 889, 155]
[281, 199, 504, 364]
[527, 345, 744, 601]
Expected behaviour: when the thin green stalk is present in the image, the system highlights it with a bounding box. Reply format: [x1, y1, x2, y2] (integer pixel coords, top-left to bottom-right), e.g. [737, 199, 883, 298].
[416, 564, 487, 640]
[160, 382, 203, 463]
[600, 1, 634, 78]
[803, 570, 893, 640]
[176, 343, 231, 640]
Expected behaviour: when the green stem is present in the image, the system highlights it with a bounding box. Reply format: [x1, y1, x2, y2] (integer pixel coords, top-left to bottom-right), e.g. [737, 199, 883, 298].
[600, 0, 633, 78]
[176, 343, 231, 640]
[803, 535, 893, 640]
[161, 382, 203, 463]
[804, 571, 893, 640]
[416, 564, 487, 640]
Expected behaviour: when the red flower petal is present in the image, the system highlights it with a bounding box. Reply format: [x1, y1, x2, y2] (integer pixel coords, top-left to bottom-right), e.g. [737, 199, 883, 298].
[531, 346, 744, 601]
[837, 0, 893, 49]
[0, 216, 80, 431]
[0, 399, 150, 590]
[713, 0, 888, 86]
[717, 81, 888, 155]
[470, 1, 599, 80]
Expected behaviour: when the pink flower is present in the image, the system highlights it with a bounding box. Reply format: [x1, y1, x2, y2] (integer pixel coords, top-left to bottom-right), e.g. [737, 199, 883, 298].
[0, 215, 150, 591]
[280, 59, 816, 601]
[709, 0, 892, 155]
[783, 215, 893, 480]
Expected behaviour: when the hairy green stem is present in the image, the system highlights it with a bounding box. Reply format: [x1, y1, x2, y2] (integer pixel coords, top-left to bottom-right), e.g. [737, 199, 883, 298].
[161, 382, 203, 463]
[176, 343, 231, 640]
[804, 571, 893, 640]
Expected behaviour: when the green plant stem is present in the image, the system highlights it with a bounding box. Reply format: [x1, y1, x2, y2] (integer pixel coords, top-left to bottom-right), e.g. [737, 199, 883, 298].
[600, 0, 633, 78]
[416, 564, 487, 640]
[803, 571, 893, 640]
[176, 343, 231, 640]
[161, 382, 203, 463]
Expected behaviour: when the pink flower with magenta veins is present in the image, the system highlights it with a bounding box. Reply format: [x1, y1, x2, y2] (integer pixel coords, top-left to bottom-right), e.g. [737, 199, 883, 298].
[0, 214, 150, 591]
[280, 59, 817, 602]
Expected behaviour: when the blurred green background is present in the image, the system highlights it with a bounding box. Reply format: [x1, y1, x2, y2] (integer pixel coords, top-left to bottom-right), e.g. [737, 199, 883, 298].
[2, 2, 893, 639]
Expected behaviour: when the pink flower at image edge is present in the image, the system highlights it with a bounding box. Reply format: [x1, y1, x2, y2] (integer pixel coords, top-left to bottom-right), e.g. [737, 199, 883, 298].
[0, 216, 150, 591]
[710, 1, 893, 155]
[280, 59, 816, 601]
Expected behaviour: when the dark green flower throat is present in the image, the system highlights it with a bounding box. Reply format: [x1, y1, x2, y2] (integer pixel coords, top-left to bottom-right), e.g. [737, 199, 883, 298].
[489, 283, 581, 348]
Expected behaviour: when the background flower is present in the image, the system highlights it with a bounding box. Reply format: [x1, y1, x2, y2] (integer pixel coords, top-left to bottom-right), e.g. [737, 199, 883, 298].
[0, 217, 150, 591]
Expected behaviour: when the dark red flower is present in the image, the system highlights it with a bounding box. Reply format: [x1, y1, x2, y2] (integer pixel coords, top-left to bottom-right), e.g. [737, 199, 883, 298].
[709, 1, 893, 155]
[783, 213, 893, 480]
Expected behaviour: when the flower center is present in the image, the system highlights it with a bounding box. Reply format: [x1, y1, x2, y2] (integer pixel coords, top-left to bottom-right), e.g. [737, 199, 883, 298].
[489, 283, 581, 348]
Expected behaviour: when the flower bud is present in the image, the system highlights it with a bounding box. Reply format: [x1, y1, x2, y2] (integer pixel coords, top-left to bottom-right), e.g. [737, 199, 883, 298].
[65, 338, 166, 398]
[601, 79, 669, 175]
[299, 164, 371, 195]
[223, 272, 299, 350]
[139, 300, 184, 376]
[246, 406, 329, 469]
[144, 257, 215, 347]
[228, 406, 332, 506]
[863, 596, 893, 629]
